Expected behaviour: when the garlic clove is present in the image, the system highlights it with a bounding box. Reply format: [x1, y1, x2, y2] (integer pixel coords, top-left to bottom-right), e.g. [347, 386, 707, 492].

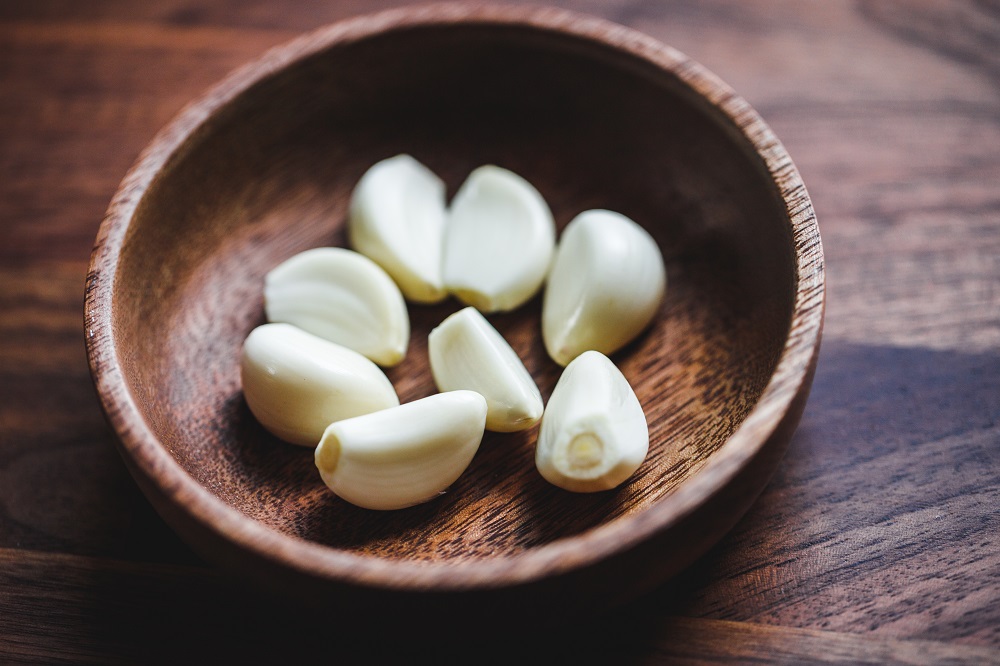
[315, 390, 488, 510]
[428, 306, 543, 432]
[535, 350, 648, 492]
[542, 209, 666, 367]
[240, 323, 399, 447]
[264, 247, 410, 367]
[348, 154, 448, 303]
[442, 165, 555, 313]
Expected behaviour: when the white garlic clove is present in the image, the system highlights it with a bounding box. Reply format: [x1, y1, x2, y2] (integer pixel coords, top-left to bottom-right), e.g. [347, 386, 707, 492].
[442, 165, 555, 313]
[428, 306, 543, 433]
[348, 154, 448, 303]
[264, 247, 410, 367]
[535, 350, 648, 492]
[542, 209, 666, 367]
[240, 323, 399, 447]
[315, 390, 488, 511]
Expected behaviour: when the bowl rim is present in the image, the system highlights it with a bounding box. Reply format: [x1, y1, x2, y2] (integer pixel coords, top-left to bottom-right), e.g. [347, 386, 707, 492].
[85, 2, 824, 593]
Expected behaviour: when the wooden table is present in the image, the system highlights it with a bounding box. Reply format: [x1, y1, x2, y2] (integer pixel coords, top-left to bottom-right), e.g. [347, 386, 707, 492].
[2, 1, 998, 662]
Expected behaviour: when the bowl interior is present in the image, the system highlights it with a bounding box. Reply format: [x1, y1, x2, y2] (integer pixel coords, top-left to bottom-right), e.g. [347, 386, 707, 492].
[111, 21, 794, 564]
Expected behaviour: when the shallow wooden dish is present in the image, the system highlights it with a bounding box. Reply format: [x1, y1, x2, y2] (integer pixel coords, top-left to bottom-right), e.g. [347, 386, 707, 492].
[85, 4, 824, 625]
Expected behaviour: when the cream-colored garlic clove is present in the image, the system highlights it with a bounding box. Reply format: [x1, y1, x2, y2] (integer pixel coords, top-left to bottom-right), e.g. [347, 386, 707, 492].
[240, 323, 399, 447]
[264, 247, 410, 367]
[348, 154, 448, 303]
[442, 165, 555, 313]
[535, 350, 648, 492]
[428, 306, 543, 433]
[542, 209, 666, 367]
[315, 390, 488, 510]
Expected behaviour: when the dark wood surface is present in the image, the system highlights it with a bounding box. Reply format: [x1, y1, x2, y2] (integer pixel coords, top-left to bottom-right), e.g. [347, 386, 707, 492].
[1, 0, 997, 663]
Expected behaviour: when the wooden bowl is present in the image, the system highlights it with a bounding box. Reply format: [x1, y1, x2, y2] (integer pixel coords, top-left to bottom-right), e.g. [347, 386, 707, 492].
[85, 4, 824, 625]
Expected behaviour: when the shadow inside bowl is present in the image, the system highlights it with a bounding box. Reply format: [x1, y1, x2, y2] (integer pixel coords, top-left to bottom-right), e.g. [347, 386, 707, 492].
[111, 22, 794, 563]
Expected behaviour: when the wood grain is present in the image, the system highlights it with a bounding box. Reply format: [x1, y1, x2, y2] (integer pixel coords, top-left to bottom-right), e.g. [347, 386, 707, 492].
[1, 0, 998, 661]
[2, 548, 997, 665]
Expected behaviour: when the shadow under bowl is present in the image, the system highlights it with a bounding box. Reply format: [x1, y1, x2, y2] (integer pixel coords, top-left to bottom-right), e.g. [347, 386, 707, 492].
[85, 4, 824, 625]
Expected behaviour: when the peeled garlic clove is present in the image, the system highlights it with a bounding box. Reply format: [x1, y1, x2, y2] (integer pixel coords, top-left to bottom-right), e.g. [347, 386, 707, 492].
[240, 323, 399, 447]
[348, 154, 448, 303]
[428, 306, 543, 433]
[542, 209, 666, 367]
[315, 390, 488, 510]
[535, 350, 648, 492]
[442, 165, 555, 313]
[264, 247, 409, 367]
